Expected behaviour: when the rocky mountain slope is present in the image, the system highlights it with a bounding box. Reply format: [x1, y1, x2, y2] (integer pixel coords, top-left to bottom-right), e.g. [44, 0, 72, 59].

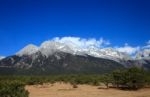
[0, 51, 124, 75]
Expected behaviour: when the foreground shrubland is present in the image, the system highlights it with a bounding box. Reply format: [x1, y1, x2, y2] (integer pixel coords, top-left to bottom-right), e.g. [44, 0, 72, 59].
[0, 67, 150, 97]
[0, 80, 29, 97]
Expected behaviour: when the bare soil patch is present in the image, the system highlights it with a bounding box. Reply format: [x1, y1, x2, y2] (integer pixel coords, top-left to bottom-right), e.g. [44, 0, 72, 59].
[26, 83, 150, 97]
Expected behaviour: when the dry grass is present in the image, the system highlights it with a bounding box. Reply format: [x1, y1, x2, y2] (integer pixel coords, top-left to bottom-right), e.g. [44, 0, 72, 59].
[26, 83, 150, 97]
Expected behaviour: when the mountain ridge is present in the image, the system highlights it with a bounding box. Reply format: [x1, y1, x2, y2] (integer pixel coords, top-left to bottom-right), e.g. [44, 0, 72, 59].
[0, 40, 149, 75]
[16, 41, 131, 61]
[0, 51, 125, 75]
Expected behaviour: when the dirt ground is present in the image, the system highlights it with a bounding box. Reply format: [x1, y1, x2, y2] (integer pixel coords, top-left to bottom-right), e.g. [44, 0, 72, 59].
[26, 83, 150, 97]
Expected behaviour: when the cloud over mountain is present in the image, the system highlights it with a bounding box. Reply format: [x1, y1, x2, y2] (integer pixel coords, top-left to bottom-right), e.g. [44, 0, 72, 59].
[143, 40, 150, 49]
[52, 37, 110, 49]
[8, 36, 150, 59]
[115, 43, 140, 55]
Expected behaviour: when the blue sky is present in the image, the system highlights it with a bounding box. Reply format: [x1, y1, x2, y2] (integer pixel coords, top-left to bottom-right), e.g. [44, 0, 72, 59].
[0, 0, 150, 56]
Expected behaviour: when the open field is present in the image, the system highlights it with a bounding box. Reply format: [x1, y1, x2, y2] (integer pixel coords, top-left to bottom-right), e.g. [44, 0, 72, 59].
[26, 83, 150, 97]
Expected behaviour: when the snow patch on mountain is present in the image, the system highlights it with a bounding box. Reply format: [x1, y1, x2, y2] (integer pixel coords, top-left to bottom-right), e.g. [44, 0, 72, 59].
[136, 49, 150, 59]
[39, 40, 130, 60]
[16, 44, 39, 56]
[81, 47, 131, 61]
[40, 41, 75, 57]
[0, 56, 5, 60]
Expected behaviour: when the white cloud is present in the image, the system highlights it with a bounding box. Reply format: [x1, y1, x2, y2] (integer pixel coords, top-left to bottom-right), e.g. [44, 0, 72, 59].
[115, 44, 140, 55]
[143, 40, 150, 49]
[147, 40, 150, 44]
[52, 37, 110, 49]
[143, 45, 150, 49]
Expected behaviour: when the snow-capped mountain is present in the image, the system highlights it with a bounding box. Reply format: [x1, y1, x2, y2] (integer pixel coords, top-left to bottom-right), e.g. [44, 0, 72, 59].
[85, 48, 131, 60]
[16, 44, 39, 56]
[0, 40, 150, 75]
[40, 41, 75, 57]
[16, 40, 131, 61]
[0, 56, 5, 60]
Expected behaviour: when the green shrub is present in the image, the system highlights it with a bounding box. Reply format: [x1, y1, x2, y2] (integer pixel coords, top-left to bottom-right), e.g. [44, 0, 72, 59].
[112, 67, 146, 90]
[0, 80, 29, 97]
[101, 74, 112, 88]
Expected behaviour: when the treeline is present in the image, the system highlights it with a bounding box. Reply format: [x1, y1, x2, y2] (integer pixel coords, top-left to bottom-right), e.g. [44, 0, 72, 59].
[0, 67, 150, 97]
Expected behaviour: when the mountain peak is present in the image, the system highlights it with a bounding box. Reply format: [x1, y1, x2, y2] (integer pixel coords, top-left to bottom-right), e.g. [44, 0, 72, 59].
[16, 44, 39, 56]
[0, 56, 5, 60]
[40, 41, 75, 56]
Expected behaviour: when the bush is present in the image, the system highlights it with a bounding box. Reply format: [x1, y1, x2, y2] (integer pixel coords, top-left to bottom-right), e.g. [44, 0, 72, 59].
[0, 80, 29, 97]
[101, 74, 112, 88]
[112, 67, 146, 90]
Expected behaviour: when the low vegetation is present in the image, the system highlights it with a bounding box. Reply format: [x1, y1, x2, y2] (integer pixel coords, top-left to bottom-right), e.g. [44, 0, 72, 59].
[0, 80, 29, 97]
[112, 67, 147, 90]
[0, 67, 150, 97]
